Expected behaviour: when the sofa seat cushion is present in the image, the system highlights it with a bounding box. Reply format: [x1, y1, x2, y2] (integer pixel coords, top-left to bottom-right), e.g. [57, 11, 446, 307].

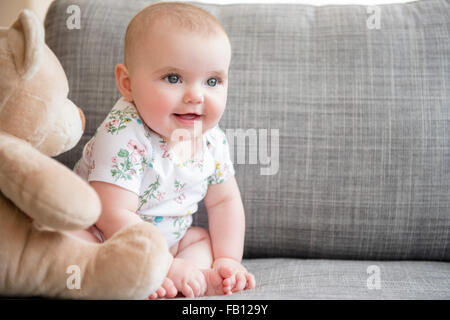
[193, 258, 450, 300]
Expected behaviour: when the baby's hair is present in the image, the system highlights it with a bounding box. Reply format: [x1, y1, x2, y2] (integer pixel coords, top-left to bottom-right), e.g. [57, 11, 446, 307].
[124, 2, 229, 69]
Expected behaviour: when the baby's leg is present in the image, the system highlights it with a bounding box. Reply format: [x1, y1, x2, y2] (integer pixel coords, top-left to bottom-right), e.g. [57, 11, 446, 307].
[150, 226, 224, 298]
[168, 227, 228, 297]
[173, 226, 213, 269]
[149, 227, 211, 299]
[175, 228, 255, 296]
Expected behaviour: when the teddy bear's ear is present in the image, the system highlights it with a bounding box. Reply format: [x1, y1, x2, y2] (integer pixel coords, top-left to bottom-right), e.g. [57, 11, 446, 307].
[7, 9, 44, 80]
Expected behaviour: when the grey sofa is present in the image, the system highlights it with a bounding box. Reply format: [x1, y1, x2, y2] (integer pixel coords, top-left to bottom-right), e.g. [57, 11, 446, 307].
[45, 0, 449, 299]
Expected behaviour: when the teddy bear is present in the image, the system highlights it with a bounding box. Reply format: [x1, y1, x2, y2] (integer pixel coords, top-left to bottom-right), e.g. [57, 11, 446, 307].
[0, 9, 172, 299]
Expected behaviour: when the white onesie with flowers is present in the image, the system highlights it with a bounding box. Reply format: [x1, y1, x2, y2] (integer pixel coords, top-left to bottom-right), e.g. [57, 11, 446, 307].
[74, 97, 235, 248]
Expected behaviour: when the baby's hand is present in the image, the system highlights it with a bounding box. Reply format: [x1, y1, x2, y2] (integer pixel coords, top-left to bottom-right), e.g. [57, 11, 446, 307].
[212, 257, 256, 295]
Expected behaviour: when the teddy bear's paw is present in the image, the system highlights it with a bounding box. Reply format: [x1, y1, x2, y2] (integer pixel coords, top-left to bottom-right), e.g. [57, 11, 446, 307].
[82, 223, 172, 299]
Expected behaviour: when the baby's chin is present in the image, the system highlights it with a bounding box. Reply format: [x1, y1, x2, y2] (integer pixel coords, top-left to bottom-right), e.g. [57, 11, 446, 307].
[170, 118, 215, 132]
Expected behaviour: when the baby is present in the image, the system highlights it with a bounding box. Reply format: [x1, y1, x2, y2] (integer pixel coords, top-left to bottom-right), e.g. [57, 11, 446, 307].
[73, 2, 255, 298]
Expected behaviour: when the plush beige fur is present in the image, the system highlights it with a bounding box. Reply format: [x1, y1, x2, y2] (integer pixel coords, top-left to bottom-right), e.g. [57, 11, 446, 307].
[0, 10, 171, 299]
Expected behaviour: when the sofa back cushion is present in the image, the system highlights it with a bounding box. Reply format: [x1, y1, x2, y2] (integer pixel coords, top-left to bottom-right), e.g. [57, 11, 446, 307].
[45, 0, 449, 260]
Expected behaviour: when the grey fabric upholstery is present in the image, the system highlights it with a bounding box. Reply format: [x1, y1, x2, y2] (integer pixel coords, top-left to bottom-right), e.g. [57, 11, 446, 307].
[44, 0, 450, 299]
[199, 258, 450, 299]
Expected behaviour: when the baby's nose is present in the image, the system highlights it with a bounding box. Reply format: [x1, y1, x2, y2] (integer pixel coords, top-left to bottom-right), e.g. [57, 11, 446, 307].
[183, 87, 204, 104]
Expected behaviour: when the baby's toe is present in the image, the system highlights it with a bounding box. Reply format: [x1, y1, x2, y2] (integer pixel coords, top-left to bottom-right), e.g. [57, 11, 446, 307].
[222, 277, 235, 295]
[223, 276, 231, 287]
[163, 278, 178, 298]
[196, 274, 207, 296]
[156, 286, 166, 297]
[245, 273, 256, 290]
[232, 272, 247, 292]
[166, 286, 178, 298]
[191, 279, 203, 297]
[182, 280, 196, 298]
[223, 286, 233, 295]
[148, 292, 158, 300]
[218, 266, 234, 279]
[202, 269, 229, 296]
[222, 274, 236, 288]
[152, 278, 173, 299]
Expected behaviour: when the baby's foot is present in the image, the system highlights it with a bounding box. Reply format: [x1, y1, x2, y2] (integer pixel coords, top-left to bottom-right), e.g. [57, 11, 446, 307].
[147, 277, 178, 299]
[205, 265, 256, 295]
[201, 268, 230, 296]
[167, 258, 207, 298]
[220, 267, 256, 294]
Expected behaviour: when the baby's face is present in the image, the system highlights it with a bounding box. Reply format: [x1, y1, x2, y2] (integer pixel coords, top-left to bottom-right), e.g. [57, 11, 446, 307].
[128, 23, 231, 143]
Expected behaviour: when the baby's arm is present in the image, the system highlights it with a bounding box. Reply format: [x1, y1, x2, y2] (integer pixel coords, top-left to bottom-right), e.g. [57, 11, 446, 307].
[90, 181, 142, 240]
[204, 177, 255, 293]
[205, 177, 245, 261]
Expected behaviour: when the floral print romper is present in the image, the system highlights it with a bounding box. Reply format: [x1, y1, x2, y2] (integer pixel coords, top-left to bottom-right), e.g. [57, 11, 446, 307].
[74, 97, 235, 247]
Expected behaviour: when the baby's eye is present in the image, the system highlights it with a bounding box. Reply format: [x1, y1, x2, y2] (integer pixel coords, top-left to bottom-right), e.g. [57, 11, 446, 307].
[164, 74, 180, 84]
[206, 77, 218, 87]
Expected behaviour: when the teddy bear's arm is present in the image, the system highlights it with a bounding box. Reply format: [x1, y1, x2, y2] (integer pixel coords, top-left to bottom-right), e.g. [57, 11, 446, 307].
[0, 132, 101, 230]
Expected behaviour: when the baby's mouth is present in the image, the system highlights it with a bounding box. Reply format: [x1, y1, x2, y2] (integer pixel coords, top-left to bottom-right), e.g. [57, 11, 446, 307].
[173, 113, 202, 120]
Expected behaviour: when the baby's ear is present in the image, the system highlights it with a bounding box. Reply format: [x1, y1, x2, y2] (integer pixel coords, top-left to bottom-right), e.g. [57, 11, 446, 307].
[7, 9, 44, 80]
[115, 63, 134, 101]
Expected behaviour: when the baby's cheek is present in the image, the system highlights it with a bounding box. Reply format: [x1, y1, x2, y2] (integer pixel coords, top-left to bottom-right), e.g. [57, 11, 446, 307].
[207, 99, 226, 122]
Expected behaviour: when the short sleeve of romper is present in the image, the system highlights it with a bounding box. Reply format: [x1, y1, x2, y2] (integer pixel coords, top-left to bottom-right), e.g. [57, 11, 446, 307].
[83, 100, 153, 195]
[206, 126, 235, 185]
